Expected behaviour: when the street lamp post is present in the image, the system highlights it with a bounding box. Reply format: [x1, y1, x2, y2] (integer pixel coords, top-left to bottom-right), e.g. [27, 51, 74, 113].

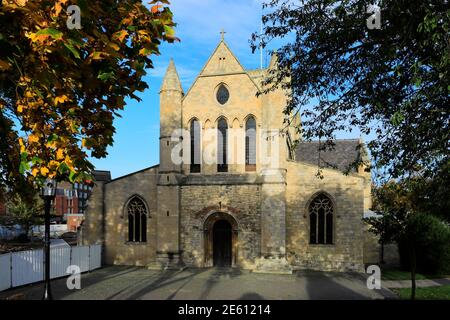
[40, 179, 57, 300]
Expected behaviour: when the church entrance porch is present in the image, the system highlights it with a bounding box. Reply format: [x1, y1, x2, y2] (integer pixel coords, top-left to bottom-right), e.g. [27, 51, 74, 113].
[203, 212, 238, 267]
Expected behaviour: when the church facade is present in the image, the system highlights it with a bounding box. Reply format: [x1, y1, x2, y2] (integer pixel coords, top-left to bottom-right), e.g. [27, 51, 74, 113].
[83, 37, 372, 273]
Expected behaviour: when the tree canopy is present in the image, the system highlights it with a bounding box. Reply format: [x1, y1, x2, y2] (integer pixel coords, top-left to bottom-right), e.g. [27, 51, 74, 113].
[252, 0, 449, 178]
[0, 0, 177, 198]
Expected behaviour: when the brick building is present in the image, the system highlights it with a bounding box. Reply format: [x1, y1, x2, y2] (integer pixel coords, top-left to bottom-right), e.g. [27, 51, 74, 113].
[84, 36, 374, 273]
[52, 182, 91, 231]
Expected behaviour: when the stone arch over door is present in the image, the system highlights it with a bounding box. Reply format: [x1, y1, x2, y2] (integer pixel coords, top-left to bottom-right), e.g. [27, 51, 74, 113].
[203, 211, 238, 267]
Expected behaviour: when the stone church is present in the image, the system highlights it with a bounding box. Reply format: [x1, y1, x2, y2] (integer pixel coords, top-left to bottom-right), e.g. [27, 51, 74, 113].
[83, 36, 373, 273]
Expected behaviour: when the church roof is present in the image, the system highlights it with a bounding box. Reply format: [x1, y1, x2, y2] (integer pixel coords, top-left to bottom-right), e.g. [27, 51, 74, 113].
[295, 139, 365, 172]
[246, 69, 266, 88]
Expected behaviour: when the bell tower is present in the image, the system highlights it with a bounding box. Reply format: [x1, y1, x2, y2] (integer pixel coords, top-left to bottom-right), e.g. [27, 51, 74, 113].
[153, 59, 185, 269]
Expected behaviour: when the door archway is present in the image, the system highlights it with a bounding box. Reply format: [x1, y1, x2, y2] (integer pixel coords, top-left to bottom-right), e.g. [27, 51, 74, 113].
[203, 212, 238, 267]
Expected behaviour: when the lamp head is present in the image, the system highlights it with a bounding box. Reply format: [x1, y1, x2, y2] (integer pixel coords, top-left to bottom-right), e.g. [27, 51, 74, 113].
[40, 179, 57, 198]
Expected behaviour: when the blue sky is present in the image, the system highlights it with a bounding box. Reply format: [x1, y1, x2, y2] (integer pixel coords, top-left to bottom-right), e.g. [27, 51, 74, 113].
[89, 0, 269, 178]
[89, 0, 370, 179]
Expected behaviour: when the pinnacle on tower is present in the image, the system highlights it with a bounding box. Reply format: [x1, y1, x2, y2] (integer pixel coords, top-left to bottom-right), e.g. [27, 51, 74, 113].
[160, 58, 183, 93]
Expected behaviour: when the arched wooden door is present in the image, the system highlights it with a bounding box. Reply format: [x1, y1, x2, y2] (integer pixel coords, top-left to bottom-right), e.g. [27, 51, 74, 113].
[203, 212, 238, 267]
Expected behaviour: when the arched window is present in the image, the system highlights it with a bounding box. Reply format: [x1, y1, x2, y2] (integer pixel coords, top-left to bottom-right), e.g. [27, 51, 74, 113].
[309, 193, 333, 244]
[190, 119, 201, 173]
[245, 116, 256, 171]
[217, 118, 228, 172]
[127, 196, 147, 242]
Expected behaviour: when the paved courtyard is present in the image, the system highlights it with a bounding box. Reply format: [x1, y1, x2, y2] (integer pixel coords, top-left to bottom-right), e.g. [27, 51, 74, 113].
[0, 266, 396, 300]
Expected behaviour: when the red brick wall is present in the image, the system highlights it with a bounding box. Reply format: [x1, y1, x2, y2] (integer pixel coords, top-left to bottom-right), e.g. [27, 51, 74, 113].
[53, 192, 79, 216]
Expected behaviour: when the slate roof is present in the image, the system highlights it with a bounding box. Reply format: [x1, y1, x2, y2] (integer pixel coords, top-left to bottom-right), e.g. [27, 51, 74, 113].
[295, 139, 365, 172]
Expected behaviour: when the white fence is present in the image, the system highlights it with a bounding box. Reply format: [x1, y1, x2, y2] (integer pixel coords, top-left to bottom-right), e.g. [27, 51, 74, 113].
[0, 244, 101, 291]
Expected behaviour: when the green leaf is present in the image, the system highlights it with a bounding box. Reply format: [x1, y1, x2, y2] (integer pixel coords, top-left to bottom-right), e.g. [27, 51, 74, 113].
[35, 88, 44, 99]
[414, 77, 422, 87]
[97, 71, 116, 81]
[31, 157, 41, 165]
[69, 170, 76, 183]
[390, 111, 405, 126]
[19, 161, 30, 174]
[47, 133, 58, 143]
[163, 25, 175, 37]
[36, 28, 63, 40]
[58, 162, 70, 174]
[67, 108, 76, 117]
[20, 152, 28, 162]
[64, 42, 80, 59]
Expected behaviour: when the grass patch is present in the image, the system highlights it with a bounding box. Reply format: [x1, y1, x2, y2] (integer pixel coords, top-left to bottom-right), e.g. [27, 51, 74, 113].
[381, 268, 446, 281]
[393, 285, 450, 300]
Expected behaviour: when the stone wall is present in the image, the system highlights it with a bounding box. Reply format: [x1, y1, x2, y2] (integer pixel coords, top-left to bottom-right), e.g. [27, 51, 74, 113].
[363, 225, 400, 267]
[180, 181, 261, 269]
[285, 161, 366, 272]
[102, 166, 159, 266]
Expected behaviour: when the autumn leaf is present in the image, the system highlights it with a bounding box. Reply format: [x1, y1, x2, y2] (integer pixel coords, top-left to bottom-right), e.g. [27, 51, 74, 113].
[29, 28, 63, 43]
[90, 51, 108, 60]
[113, 30, 128, 42]
[28, 134, 39, 144]
[31, 168, 39, 177]
[52, 0, 68, 17]
[108, 42, 120, 52]
[56, 149, 64, 160]
[55, 95, 70, 105]
[0, 0, 176, 188]
[40, 167, 49, 176]
[15, 0, 28, 6]
[0, 59, 11, 71]
[151, 5, 163, 13]
[139, 47, 152, 56]
[49, 160, 60, 168]
[18, 138, 26, 153]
